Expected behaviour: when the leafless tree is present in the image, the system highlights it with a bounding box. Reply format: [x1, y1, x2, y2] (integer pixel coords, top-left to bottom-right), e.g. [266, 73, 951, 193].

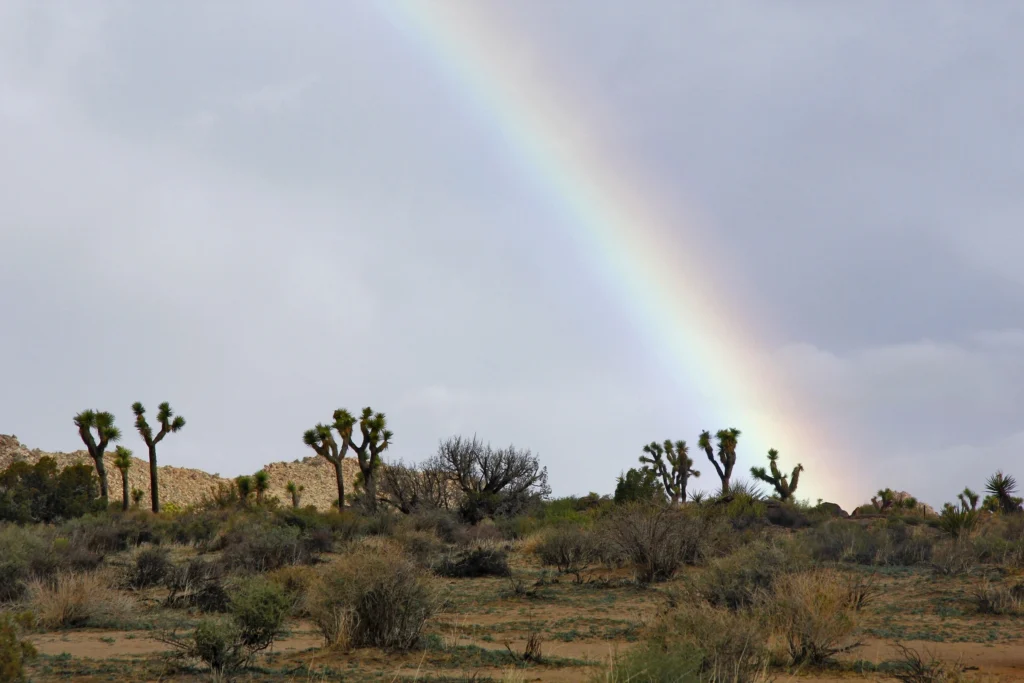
[378, 458, 453, 513]
[434, 435, 550, 522]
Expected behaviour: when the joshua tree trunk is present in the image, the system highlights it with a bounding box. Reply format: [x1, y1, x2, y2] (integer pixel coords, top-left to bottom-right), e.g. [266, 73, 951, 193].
[333, 461, 345, 510]
[94, 457, 110, 501]
[148, 443, 160, 513]
[120, 469, 130, 511]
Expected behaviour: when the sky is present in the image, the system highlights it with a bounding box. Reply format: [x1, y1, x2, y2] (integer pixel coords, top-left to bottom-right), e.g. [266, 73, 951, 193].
[1, 1, 1022, 512]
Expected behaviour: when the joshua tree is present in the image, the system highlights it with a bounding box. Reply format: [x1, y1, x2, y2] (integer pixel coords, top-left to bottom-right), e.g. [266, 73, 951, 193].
[132, 402, 186, 513]
[131, 488, 145, 508]
[253, 470, 270, 505]
[286, 481, 304, 508]
[335, 407, 392, 512]
[235, 475, 253, 506]
[303, 423, 348, 510]
[984, 471, 1023, 514]
[958, 487, 979, 511]
[750, 448, 803, 502]
[73, 410, 121, 500]
[698, 428, 741, 495]
[639, 440, 700, 505]
[113, 446, 134, 512]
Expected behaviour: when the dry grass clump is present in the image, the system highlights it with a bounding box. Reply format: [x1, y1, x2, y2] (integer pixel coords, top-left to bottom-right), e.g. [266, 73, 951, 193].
[931, 539, 978, 576]
[767, 568, 861, 666]
[652, 602, 771, 682]
[303, 546, 441, 651]
[972, 580, 1024, 615]
[28, 570, 134, 629]
[701, 539, 805, 609]
[889, 641, 975, 683]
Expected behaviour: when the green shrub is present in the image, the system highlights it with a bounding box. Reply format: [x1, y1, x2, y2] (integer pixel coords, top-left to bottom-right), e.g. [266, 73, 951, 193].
[434, 547, 511, 578]
[0, 612, 36, 682]
[183, 618, 247, 679]
[304, 551, 439, 650]
[702, 539, 805, 610]
[130, 546, 171, 588]
[218, 523, 319, 573]
[0, 457, 104, 523]
[594, 642, 705, 682]
[229, 577, 290, 655]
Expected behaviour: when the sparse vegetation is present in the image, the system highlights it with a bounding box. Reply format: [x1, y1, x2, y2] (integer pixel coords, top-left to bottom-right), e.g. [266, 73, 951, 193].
[2, 414, 1024, 681]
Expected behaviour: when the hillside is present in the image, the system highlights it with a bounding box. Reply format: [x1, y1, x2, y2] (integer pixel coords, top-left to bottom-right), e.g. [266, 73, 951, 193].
[0, 434, 360, 511]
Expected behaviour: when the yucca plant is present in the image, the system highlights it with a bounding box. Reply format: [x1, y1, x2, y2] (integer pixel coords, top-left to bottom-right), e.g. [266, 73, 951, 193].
[639, 440, 699, 505]
[303, 423, 348, 510]
[112, 446, 134, 512]
[985, 471, 1023, 514]
[750, 448, 803, 501]
[938, 488, 981, 539]
[698, 427, 741, 495]
[235, 476, 253, 506]
[73, 410, 121, 500]
[335, 407, 393, 512]
[285, 481, 304, 508]
[132, 402, 186, 513]
[131, 488, 145, 508]
[253, 470, 270, 505]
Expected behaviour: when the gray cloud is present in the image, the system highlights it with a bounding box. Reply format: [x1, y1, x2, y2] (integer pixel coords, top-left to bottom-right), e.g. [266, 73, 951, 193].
[2, 1, 1022, 511]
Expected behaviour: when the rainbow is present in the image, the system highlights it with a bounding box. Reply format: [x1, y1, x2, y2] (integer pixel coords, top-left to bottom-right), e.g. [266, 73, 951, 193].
[380, 2, 856, 508]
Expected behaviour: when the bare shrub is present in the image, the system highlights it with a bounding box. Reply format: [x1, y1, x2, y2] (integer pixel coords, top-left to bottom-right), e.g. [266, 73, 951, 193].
[535, 527, 599, 581]
[128, 546, 171, 588]
[164, 558, 230, 612]
[931, 539, 977, 576]
[767, 569, 861, 666]
[890, 641, 973, 683]
[435, 547, 511, 578]
[601, 504, 711, 584]
[304, 551, 440, 650]
[973, 581, 1024, 615]
[28, 570, 134, 629]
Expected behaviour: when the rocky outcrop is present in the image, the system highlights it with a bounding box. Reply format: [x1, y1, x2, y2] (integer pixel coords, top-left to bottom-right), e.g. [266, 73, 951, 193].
[0, 434, 360, 511]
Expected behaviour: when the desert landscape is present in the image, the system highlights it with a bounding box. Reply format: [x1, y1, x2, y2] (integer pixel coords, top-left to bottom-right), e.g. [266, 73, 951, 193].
[3, 426, 1024, 683]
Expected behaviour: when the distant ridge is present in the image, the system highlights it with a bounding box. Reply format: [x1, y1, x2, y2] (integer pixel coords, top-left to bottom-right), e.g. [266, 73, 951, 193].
[0, 434, 360, 511]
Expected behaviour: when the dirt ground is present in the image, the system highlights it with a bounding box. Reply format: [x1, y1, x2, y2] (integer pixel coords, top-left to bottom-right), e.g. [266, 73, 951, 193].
[21, 552, 1024, 682]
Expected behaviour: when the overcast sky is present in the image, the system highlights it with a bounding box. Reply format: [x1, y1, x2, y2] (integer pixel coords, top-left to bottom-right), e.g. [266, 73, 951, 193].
[2, 1, 1022, 511]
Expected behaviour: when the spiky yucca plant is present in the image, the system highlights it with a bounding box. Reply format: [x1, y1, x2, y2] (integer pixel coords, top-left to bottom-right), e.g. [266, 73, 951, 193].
[132, 402, 185, 513]
[286, 481, 304, 508]
[639, 440, 699, 505]
[335, 407, 392, 512]
[698, 428, 741, 495]
[112, 446, 134, 512]
[750, 448, 803, 502]
[235, 475, 253, 505]
[253, 470, 270, 505]
[131, 488, 145, 508]
[985, 471, 1023, 514]
[73, 410, 121, 500]
[303, 423, 348, 510]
